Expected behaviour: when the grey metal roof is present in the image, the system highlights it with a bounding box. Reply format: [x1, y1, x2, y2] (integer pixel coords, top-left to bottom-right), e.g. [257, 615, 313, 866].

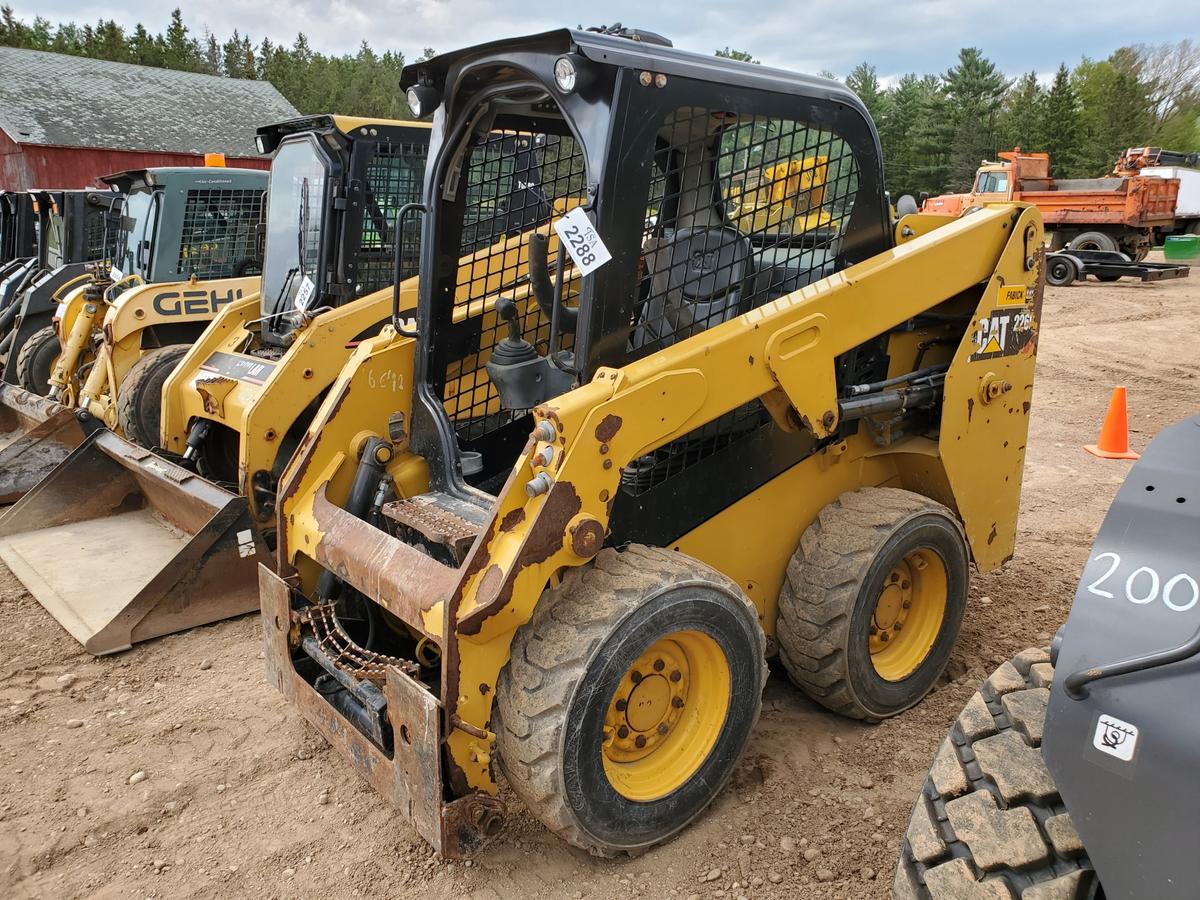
[0, 46, 299, 156]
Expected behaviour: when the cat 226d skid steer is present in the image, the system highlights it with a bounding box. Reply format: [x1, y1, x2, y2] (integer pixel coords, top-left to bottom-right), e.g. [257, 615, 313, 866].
[896, 415, 1200, 900]
[261, 27, 1045, 858]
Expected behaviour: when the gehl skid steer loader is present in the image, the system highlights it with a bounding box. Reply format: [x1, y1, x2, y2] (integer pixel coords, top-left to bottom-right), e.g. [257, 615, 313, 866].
[0, 165, 266, 502]
[0, 118, 431, 655]
[896, 415, 1200, 900]
[0, 190, 40, 304]
[42, 164, 267, 442]
[3, 189, 126, 392]
[0, 188, 125, 502]
[260, 27, 1045, 858]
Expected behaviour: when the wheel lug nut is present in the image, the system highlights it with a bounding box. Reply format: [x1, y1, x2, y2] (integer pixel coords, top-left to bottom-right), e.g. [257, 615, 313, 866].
[870, 626, 878, 635]
[901, 580, 910, 589]
[671, 697, 684, 708]
[902, 601, 912, 609]
[657, 723, 669, 735]
[669, 671, 681, 682]
[615, 699, 627, 712]
[653, 659, 665, 672]
[893, 622, 903, 631]
[880, 632, 890, 642]
[618, 726, 629, 739]
[634, 735, 647, 748]
[630, 670, 642, 684]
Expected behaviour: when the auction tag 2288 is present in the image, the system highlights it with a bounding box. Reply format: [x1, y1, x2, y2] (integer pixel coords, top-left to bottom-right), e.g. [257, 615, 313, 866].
[553, 206, 612, 276]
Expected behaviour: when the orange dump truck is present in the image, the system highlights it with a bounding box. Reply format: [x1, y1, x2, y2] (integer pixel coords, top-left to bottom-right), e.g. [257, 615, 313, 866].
[921, 149, 1180, 258]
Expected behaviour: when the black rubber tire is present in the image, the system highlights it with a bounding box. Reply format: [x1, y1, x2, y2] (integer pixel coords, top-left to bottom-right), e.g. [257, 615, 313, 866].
[894, 650, 1098, 899]
[117, 344, 189, 447]
[1045, 256, 1077, 287]
[1067, 231, 1119, 253]
[776, 487, 970, 722]
[494, 544, 767, 856]
[15, 325, 60, 395]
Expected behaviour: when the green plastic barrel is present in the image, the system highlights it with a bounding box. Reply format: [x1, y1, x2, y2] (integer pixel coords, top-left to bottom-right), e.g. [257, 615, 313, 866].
[1164, 234, 1200, 263]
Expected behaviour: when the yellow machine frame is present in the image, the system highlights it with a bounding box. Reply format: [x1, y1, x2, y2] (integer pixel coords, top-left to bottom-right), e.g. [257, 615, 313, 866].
[267, 202, 1044, 849]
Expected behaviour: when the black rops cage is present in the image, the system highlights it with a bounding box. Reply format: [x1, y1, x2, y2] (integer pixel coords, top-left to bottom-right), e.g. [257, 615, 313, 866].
[402, 29, 891, 498]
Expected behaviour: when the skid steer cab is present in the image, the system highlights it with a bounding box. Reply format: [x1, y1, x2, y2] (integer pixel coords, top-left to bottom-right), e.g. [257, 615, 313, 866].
[0, 190, 46, 317]
[896, 415, 1200, 900]
[0, 188, 125, 501]
[160, 116, 432, 533]
[263, 27, 1045, 858]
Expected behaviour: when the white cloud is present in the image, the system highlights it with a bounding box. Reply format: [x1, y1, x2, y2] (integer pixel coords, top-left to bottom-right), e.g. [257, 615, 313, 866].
[8, 0, 1195, 80]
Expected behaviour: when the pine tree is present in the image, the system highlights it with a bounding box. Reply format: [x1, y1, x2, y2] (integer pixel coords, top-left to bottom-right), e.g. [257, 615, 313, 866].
[203, 29, 221, 75]
[716, 47, 758, 64]
[999, 72, 1044, 152]
[942, 48, 1010, 189]
[1039, 64, 1082, 176]
[846, 63, 890, 127]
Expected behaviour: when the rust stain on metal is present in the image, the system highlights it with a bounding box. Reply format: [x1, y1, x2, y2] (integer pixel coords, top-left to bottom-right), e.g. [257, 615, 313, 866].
[594, 414, 622, 444]
[987, 523, 998, 545]
[966, 397, 974, 423]
[499, 507, 525, 532]
[570, 517, 605, 559]
[1022, 401, 1031, 414]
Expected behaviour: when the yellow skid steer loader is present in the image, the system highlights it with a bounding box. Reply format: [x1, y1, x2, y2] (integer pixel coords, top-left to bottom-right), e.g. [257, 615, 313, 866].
[0, 118, 432, 654]
[261, 28, 1045, 858]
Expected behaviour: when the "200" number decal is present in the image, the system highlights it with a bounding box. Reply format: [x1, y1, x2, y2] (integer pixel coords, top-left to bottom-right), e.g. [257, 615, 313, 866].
[1085, 551, 1199, 612]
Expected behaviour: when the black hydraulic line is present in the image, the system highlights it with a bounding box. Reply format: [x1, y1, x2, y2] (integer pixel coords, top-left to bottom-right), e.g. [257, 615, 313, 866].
[844, 365, 948, 397]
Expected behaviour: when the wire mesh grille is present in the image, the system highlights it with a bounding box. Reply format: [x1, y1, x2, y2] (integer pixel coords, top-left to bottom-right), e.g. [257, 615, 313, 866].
[356, 140, 428, 293]
[633, 110, 858, 356]
[84, 204, 123, 263]
[176, 188, 265, 280]
[623, 109, 860, 494]
[442, 133, 585, 444]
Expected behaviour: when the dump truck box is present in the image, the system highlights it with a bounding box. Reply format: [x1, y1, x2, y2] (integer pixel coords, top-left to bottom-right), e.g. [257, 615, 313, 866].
[0, 429, 270, 654]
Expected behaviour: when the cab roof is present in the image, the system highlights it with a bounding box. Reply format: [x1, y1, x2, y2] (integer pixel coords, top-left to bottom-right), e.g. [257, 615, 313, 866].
[402, 27, 866, 115]
[255, 114, 432, 154]
[100, 166, 267, 193]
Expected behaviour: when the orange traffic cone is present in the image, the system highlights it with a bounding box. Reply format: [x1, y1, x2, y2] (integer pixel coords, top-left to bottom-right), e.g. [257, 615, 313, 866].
[1085, 387, 1140, 460]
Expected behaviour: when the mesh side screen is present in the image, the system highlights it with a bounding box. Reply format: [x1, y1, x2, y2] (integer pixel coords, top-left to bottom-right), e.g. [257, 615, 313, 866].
[176, 189, 265, 279]
[623, 109, 860, 495]
[442, 133, 585, 444]
[356, 141, 428, 293]
[84, 206, 123, 263]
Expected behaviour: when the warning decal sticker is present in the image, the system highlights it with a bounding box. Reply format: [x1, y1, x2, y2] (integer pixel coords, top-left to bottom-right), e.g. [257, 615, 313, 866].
[970, 307, 1036, 362]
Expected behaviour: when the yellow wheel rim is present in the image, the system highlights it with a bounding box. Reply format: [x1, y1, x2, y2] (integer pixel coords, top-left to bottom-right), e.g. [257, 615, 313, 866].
[601, 631, 730, 802]
[869, 548, 948, 682]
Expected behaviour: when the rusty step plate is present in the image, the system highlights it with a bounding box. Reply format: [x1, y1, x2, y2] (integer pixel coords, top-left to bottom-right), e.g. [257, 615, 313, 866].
[382, 492, 486, 563]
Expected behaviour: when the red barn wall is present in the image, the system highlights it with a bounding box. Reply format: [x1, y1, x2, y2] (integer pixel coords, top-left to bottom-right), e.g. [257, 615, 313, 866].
[0, 135, 270, 190]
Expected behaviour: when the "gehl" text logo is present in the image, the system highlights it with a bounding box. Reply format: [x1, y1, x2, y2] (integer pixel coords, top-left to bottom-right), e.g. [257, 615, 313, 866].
[151, 288, 243, 317]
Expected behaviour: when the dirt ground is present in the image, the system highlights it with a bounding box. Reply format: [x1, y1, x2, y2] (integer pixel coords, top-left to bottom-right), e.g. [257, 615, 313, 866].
[1, 259, 1196, 900]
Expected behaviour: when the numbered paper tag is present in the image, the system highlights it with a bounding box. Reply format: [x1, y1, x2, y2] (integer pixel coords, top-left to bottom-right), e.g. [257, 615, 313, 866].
[293, 274, 316, 312]
[1093, 713, 1138, 762]
[553, 206, 612, 276]
[109, 266, 123, 282]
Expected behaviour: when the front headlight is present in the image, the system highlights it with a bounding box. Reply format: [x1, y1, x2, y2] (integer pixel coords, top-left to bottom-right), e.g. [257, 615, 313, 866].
[554, 56, 578, 93]
[406, 85, 440, 119]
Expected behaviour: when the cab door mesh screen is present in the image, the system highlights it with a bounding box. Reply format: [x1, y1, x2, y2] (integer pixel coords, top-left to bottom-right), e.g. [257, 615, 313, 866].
[176, 189, 265, 280]
[441, 133, 585, 444]
[356, 140, 428, 292]
[622, 108, 860, 494]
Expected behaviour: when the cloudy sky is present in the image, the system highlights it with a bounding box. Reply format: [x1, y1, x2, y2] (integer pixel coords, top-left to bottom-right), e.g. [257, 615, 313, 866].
[9, 0, 1198, 81]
